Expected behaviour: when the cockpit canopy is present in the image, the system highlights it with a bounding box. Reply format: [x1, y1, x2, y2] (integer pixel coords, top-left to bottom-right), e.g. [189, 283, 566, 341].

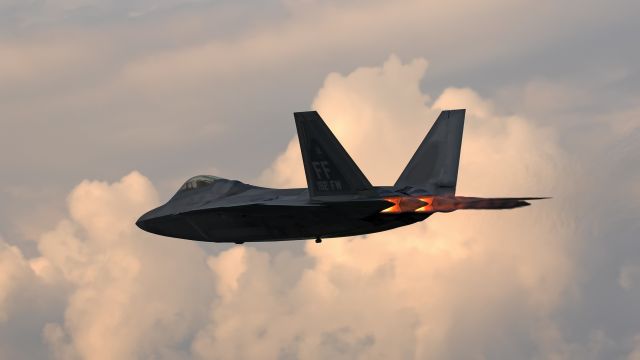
[178, 175, 222, 192]
[174, 175, 254, 199]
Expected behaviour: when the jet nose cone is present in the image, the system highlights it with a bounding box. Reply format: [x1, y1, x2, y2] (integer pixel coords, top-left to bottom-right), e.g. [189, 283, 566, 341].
[135, 216, 147, 231]
[136, 207, 160, 232]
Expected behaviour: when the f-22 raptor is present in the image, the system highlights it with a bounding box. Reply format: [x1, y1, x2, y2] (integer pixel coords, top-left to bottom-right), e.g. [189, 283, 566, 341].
[136, 110, 545, 244]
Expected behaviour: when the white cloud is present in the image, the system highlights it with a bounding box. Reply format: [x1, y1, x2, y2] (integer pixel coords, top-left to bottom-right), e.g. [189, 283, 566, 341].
[259, 55, 432, 187]
[197, 56, 578, 359]
[1, 54, 638, 359]
[0, 239, 34, 322]
[1, 172, 216, 359]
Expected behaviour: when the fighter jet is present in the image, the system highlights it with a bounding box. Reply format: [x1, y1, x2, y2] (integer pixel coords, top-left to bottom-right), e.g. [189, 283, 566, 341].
[136, 110, 545, 244]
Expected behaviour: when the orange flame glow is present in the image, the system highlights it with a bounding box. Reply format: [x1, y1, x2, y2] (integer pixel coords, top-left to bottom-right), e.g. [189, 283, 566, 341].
[381, 196, 429, 213]
[415, 196, 434, 212]
[381, 195, 534, 214]
[381, 197, 402, 213]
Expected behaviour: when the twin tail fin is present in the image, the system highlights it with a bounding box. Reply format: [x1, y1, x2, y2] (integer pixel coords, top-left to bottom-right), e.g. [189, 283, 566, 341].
[294, 111, 372, 199]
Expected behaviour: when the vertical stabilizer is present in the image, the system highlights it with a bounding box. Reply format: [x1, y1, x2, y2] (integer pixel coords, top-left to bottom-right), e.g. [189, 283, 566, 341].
[395, 109, 465, 194]
[294, 111, 372, 199]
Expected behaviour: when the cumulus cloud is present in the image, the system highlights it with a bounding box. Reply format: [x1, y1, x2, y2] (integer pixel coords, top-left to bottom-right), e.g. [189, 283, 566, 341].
[1, 172, 216, 359]
[1, 55, 638, 359]
[0, 239, 34, 322]
[2, 0, 637, 249]
[200, 55, 578, 359]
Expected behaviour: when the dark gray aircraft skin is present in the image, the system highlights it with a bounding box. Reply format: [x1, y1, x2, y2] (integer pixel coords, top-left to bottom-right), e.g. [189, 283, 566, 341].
[136, 110, 545, 244]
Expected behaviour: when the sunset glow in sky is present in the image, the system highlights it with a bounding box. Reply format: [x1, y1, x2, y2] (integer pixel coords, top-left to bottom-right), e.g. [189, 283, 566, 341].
[1, 1, 640, 359]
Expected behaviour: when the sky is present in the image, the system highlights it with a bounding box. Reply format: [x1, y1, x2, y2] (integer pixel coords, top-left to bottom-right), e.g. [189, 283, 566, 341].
[1, 0, 639, 358]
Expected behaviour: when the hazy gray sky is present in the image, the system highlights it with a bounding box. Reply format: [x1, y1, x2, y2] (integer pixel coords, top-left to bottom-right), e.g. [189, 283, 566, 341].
[1, 0, 639, 359]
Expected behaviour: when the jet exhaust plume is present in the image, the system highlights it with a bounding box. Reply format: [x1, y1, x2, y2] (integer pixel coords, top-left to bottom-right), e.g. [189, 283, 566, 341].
[382, 196, 549, 214]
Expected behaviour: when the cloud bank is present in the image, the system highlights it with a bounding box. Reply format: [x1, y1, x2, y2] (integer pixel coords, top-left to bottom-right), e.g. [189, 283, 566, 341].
[1, 173, 214, 359]
[5, 56, 633, 359]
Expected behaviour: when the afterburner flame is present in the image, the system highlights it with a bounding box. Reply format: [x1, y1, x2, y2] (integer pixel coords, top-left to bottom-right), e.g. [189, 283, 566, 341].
[381, 196, 428, 213]
[381, 197, 402, 213]
[381, 195, 536, 214]
[415, 196, 434, 212]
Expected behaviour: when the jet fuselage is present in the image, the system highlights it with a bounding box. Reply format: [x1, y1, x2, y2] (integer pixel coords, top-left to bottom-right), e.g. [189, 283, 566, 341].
[136, 110, 544, 244]
[136, 182, 429, 243]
